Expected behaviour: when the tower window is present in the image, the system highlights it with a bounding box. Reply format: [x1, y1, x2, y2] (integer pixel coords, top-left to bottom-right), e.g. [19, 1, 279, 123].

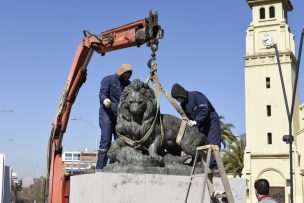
[260, 8, 265, 19]
[267, 105, 271, 116]
[266, 77, 270, 88]
[269, 6, 275, 18]
[267, 133, 272, 144]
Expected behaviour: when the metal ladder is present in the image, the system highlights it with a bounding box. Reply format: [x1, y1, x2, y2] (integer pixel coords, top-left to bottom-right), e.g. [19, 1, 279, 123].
[185, 144, 235, 203]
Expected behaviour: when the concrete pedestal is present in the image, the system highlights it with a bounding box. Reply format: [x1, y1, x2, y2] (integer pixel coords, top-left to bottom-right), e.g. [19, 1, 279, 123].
[70, 172, 246, 203]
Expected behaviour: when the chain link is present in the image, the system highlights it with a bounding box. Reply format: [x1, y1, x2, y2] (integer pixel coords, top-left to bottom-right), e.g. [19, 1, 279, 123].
[147, 41, 158, 69]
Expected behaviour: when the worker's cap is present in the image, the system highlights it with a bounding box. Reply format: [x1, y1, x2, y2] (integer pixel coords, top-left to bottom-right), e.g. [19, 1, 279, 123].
[171, 83, 187, 99]
[117, 64, 133, 77]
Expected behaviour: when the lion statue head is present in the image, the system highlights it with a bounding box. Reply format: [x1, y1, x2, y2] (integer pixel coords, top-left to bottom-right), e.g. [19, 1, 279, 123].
[116, 79, 157, 141]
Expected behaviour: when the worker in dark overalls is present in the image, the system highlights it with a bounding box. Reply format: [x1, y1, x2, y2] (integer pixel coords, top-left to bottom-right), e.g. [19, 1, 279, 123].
[96, 64, 132, 170]
[171, 83, 221, 169]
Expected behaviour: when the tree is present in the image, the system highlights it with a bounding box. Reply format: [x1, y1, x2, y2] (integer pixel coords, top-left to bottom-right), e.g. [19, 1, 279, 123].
[18, 176, 47, 203]
[11, 179, 22, 203]
[222, 138, 245, 177]
[220, 116, 238, 147]
[218, 116, 245, 177]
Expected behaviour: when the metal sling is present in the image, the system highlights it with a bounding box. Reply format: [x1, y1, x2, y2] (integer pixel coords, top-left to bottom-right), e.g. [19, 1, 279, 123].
[146, 43, 189, 145]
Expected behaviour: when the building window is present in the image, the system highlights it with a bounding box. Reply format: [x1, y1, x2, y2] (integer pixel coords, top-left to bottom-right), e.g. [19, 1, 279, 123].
[73, 164, 78, 169]
[266, 77, 270, 88]
[66, 164, 71, 169]
[260, 8, 265, 19]
[73, 153, 80, 161]
[267, 105, 271, 116]
[267, 133, 272, 144]
[269, 6, 275, 18]
[65, 153, 72, 161]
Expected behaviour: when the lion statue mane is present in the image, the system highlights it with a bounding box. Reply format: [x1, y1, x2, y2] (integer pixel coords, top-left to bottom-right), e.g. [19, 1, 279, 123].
[115, 79, 157, 142]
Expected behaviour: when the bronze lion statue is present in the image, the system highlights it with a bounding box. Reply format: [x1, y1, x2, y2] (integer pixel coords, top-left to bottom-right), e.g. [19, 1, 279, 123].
[107, 79, 208, 166]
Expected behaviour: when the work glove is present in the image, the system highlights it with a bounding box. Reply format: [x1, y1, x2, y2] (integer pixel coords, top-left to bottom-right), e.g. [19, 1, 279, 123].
[187, 120, 197, 127]
[103, 98, 111, 108]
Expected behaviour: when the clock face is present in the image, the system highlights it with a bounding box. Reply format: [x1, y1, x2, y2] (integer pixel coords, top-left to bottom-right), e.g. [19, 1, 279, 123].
[262, 34, 274, 47]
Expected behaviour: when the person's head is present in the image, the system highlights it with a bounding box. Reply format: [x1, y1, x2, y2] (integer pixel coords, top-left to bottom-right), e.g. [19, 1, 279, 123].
[117, 64, 132, 81]
[254, 179, 270, 199]
[171, 83, 188, 103]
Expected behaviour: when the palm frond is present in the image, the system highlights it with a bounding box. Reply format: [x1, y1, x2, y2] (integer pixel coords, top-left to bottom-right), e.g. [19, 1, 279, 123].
[219, 115, 237, 146]
[222, 139, 245, 177]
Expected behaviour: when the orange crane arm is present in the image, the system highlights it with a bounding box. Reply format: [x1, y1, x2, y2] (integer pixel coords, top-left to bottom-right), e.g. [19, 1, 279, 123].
[47, 11, 163, 203]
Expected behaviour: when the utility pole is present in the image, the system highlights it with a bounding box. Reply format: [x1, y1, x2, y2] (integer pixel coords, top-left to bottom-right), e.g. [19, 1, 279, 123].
[262, 28, 304, 203]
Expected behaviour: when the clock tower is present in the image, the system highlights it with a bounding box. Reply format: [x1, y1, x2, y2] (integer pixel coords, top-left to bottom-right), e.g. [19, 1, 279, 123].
[244, 0, 304, 202]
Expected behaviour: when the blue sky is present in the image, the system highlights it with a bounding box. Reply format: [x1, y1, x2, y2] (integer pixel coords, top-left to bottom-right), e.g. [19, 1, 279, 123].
[0, 1, 303, 181]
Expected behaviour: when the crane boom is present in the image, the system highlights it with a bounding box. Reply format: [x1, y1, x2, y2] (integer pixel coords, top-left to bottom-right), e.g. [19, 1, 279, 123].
[47, 11, 163, 203]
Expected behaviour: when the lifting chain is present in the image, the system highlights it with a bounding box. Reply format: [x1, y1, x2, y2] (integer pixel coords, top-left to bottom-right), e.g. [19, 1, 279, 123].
[147, 41, 158, 72]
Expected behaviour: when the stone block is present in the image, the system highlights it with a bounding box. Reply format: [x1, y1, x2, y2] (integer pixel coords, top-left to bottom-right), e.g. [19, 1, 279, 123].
[70, 172, 246, 203]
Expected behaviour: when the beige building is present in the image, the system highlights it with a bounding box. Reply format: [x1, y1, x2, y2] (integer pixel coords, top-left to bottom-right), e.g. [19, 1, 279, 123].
[243, 0, 304, 202]
[62, 148, 97, 174]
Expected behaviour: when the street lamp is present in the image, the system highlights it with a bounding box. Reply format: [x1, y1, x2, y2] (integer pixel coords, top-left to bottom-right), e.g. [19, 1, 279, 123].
[70, 118, 99, 150]
[262, 29, 304, 203]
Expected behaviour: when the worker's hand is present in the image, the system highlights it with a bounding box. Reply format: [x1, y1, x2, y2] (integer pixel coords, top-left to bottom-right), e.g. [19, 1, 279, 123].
[187, 120, 197, 127]
[103, 98, 111, 108]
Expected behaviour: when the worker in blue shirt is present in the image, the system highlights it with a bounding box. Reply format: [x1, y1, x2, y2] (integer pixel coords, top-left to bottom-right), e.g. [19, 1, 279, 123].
[96, 64, 132, 170]
[171, 83, 221, 169]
